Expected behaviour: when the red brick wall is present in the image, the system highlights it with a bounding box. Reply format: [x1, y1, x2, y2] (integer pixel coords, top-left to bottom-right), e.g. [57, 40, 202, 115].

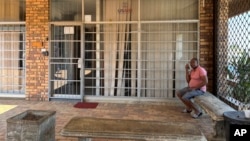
[25, 0, 49, 100]
[199, 0, 214, 92]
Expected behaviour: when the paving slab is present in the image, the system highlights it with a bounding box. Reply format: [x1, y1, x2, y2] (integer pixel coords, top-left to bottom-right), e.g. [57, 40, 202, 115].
[61, 117, 207, 141]
[0, 99, 214, 141]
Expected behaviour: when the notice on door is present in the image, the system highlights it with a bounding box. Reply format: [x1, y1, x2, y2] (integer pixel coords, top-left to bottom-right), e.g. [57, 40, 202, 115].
[64, 27, 74, 34]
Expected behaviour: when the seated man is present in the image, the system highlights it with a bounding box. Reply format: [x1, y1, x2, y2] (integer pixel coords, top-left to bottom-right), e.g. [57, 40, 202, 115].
[177, 58, 208, 118]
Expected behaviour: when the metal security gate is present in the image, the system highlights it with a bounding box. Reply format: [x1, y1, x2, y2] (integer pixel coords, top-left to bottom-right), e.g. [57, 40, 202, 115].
[0, 24, 26, 97]
[49, 25, 82, 100]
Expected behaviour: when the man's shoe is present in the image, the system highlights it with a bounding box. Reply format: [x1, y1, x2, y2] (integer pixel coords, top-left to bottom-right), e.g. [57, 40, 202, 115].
[182, 109, 192, 113]
[191, 112, 203, 118]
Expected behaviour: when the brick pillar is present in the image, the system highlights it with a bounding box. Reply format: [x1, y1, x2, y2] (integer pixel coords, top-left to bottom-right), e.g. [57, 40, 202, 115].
[26, 0, 49, 101]
[199, 0, 214, 92]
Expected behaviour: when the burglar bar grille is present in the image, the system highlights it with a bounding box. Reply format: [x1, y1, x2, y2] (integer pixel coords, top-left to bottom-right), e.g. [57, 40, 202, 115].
[83, 22, 198, 98]
[0, 24, 26, 95]
[49, 0, 199, 100]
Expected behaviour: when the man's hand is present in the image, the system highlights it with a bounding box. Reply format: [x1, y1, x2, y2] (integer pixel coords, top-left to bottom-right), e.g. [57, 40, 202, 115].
[185, 64, 190, 70]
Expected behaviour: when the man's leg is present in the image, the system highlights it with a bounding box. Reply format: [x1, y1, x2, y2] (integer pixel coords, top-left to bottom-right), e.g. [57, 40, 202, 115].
[182, 97, 199, 114]
[176, 87, 192, 111]
[182, 90, 204, 116]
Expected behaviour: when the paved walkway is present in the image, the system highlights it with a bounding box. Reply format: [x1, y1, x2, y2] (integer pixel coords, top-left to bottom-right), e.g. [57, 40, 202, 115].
[0, 98, 213, 141]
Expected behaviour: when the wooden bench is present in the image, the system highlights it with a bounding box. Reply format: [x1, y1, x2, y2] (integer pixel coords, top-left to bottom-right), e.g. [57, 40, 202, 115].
[61, 117, 207, 141]
[193, 92, 236, 141]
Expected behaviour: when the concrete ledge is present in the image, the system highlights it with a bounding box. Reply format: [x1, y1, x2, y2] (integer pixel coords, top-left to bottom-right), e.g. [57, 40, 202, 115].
[61, 117, 207, 141]
[193, 92, 236, 141]
[194, 92, 235, 121]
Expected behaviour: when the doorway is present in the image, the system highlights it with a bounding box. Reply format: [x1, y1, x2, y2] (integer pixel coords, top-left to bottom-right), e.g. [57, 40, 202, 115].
[49, 25, 82, 100]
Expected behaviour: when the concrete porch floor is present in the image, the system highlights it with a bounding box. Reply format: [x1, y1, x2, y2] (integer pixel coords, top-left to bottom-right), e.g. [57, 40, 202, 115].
[0, 98, 214, 141]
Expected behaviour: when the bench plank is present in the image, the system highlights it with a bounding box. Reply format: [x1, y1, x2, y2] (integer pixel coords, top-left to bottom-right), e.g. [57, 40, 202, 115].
[61, 117, 207, 141]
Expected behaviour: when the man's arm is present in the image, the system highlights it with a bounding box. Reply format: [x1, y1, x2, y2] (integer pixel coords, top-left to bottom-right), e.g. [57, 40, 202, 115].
[185, 64, 191, 83]
[186, 69, 191, 83]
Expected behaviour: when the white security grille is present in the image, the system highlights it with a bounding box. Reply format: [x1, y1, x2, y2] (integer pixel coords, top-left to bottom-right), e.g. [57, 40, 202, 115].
[49, 0, 199, 100]
[82, 22, 198, 98]
[0, 24, 26, 95]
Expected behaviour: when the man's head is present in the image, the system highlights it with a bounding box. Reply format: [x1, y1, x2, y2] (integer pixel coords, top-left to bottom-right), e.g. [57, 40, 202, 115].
[190, 58, 199, 69]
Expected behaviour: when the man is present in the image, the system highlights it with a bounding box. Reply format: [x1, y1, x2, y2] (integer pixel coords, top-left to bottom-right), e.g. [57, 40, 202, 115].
[177, 58, 208, 118]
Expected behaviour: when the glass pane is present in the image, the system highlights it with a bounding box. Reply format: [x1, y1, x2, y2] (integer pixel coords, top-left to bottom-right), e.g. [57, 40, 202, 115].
[0, 0, 26, 21]
[141, 0, 198, 20]
[100, 0, 138, 21]
[51, 0, 82, 21]
[51, 26, 81, 40]
[84, 0, 96, 21]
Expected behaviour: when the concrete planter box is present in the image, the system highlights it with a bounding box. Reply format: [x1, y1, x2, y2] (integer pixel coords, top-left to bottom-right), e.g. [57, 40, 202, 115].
[6, 110, 56, 141]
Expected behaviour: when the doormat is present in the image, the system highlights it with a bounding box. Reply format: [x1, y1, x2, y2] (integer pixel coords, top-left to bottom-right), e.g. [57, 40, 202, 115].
[73, 102, 98, 109]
